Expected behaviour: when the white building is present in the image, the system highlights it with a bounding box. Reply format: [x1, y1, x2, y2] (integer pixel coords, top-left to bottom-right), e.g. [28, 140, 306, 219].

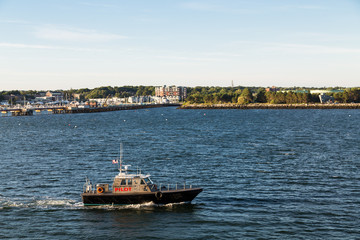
[128, 96, 153, 103]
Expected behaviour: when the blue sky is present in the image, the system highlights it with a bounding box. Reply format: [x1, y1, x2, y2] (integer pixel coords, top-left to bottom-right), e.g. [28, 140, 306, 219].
[0, 0, 359, 90]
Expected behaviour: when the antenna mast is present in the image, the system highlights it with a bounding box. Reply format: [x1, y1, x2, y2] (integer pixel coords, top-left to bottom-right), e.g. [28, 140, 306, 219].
[119, 143, 123, 173]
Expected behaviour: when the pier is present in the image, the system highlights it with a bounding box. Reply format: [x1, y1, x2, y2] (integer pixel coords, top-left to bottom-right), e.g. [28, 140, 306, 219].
[0, 103, 180, 117]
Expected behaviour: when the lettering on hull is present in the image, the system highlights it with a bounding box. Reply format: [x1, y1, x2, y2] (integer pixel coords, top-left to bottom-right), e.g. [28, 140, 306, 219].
[114, 187, 132, 192]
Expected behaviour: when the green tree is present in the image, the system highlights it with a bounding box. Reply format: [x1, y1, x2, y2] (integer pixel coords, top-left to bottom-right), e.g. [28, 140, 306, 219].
[232, 89, 242, 103]
[286, 92, 294, 104]
[203, 94, 213, 103]
[333, 92, 343, 103]
[274, 92, 286, 104]
[342, 91, 350, 103]
[136, 86, 145, 96]
[350, 88, 360, 102]
[255, 89, 267, 103]
[265, 91, 275, 104]
[237, 88, 253, 104]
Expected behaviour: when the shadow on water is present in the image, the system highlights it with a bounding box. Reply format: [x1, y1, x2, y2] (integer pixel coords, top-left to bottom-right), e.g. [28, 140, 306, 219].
[78, 203, 202, 239]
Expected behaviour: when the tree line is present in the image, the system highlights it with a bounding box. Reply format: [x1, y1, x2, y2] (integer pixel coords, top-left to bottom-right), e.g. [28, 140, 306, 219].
[1, 86, 359, 104]
[185, 87, 360, 104]
[63, 86, 155, 100]
[0, 86, 155, 102]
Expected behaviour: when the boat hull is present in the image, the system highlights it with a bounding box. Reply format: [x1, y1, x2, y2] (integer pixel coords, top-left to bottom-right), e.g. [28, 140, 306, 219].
[81, 188, 203, 205]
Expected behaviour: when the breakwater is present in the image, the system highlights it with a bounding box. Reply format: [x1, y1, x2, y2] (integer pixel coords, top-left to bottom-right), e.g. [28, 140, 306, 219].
[179, 103, 360, 109]
[1, 103, 180, 117]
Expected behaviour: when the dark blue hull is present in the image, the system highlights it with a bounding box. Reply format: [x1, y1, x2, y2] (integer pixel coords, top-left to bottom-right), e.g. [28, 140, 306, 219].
[81, 188, 203, 205]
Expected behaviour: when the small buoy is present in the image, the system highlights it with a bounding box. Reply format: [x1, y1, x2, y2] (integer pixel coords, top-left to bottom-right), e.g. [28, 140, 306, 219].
[124, 120, 126, 122]
[74, 126, 77, 128]
[165, 119, 168, 121]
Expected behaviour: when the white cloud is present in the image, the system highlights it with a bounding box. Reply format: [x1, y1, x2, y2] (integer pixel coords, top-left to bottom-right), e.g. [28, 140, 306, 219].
[270, 4, 325, 12]
[180, 2, 256, 14]
[296, 5, 323, 10]
[229, 41, 360, 55]
[181, 2, 222, 11]
[263, 42, 360, 54]
[0, 19, 31, 24]
[156, 55, 226, 62]
[204, 52, 244, 57]
[79, 2, 119, 8]
[0, 42, 54, 49]
[290, 32, 360, 43]
[0, 42, 104, 51]
[34, 26, 128, 42]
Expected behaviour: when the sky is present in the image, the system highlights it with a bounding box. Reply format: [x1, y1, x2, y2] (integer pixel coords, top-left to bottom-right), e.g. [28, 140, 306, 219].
[0, 0, 360, 90]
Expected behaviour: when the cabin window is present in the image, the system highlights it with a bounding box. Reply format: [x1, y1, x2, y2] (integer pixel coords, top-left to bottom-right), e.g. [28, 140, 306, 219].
[144, 178, 152, 184]
[140, 179, 145, 185]
[127, 179, 132, 185]
[121, 179, 126, 185]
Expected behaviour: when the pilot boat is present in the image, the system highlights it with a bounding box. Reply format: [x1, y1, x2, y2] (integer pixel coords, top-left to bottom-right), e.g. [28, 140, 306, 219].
[81, 152, 203, 206]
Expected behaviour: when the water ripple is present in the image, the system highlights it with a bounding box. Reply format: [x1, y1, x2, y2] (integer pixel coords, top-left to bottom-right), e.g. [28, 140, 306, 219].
[0, 108, 359, 239]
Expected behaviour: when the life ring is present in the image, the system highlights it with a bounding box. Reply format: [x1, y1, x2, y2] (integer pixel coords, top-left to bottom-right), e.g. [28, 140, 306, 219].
[97, 187, 104, 193]
[155, 191, 162, 200]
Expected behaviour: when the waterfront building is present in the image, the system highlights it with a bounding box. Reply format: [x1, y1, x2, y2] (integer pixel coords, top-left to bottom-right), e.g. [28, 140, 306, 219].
[46, 91, 64, 102]
[128, 96, 153, 104]
[155, 85, 187, 101]
[34, 96, 53, 103]
[36, 92, 46, 97]
[319, 93, 335, 103]
[266, 86, 278, 92]
[73, 93, 81, 101]
[151, 96, 180, 104]
[89, 96, 153, 105]
[281, 89, 309, 93]
[310, 89, 344, 94]
[34, 91, 64, 103]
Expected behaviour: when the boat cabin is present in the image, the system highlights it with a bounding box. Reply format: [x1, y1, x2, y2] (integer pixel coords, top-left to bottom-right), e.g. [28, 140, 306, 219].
[94, 171, 158, 194]
[112, 173, 157, 193]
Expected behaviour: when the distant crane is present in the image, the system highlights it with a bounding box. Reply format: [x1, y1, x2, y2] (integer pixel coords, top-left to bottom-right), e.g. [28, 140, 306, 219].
[102, 95, 111, 107]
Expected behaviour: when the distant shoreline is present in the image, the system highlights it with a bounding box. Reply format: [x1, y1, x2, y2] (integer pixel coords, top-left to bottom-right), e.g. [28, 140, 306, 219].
[179, 103, 360, 109]
[0, 103, 181, 117]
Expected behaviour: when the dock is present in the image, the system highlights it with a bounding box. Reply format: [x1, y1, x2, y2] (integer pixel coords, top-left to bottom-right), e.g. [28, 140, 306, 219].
[0, 103, 180, 117]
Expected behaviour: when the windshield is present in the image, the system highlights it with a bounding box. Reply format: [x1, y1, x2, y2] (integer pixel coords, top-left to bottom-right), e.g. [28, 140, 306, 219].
[144, 178, 153, 184]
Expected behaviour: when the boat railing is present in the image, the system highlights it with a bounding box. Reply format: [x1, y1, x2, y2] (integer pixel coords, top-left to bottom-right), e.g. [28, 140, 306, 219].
[83, 182, 197, 193]
[83, 178, 93, 193]
[158, 182, 194, 192]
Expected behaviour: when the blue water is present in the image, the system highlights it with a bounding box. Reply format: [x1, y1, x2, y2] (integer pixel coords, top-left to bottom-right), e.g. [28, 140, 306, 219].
[1, 108, 359, 239]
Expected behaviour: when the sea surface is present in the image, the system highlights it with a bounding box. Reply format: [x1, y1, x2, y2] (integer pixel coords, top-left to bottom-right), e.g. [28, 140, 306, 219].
[0, 107, 359, 239]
